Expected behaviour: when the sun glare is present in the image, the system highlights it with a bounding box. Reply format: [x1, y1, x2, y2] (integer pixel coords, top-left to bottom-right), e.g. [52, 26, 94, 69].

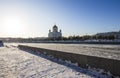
[1, 15, 27, 37]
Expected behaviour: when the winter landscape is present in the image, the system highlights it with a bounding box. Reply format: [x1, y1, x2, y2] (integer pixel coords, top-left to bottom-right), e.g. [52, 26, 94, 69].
[0, 0, 120, 78]
[0, 43, 119, 78]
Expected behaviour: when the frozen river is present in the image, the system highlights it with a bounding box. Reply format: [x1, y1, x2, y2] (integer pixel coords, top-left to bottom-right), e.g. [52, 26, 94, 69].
[0, 43, 115, 78]
[8, 43, 120, 60]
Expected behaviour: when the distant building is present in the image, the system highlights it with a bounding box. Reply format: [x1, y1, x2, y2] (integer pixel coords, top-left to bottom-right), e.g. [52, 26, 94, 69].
[48, 25, 62, 39]
[96, 30, 120, 39]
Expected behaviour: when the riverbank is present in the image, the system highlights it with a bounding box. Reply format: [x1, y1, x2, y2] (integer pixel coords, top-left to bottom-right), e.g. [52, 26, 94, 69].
[0, 44, 114, 78]
[18, 44, 120, 77]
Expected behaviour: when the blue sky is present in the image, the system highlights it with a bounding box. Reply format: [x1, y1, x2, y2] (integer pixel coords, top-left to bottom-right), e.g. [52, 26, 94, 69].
[0, 0, 120, 37]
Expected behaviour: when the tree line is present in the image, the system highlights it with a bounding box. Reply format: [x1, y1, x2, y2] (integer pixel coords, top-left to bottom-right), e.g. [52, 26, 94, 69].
[0, 34, 117, 42]
[48, 35, 116, 41]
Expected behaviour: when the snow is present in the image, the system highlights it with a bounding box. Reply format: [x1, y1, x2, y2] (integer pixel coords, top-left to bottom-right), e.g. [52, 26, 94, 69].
[10, 43, 120, 60]
[0, 44, 118, 78]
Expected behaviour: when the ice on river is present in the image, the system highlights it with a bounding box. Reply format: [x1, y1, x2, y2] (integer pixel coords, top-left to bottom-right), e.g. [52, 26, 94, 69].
[13, 43, 120, 60]
[0, 44, 117, 78]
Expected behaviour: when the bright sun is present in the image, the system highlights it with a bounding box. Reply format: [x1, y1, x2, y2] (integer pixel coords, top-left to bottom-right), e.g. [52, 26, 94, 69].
[2, 15, 26, 37]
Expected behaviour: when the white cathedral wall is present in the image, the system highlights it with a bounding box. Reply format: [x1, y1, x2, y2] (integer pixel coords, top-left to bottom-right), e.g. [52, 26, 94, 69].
[48, 32, 62, 38]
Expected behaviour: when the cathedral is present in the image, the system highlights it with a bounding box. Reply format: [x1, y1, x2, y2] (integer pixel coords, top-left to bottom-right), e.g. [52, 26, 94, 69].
[48, 25, 62, 39]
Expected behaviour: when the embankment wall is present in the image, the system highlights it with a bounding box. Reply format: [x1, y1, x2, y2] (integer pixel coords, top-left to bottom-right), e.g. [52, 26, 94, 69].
[18, 45, 120, 76]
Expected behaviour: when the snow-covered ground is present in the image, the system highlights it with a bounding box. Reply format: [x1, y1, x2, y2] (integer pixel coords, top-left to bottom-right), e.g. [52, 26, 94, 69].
[10, 43, 120, 60]
[0, 44, 117, 78]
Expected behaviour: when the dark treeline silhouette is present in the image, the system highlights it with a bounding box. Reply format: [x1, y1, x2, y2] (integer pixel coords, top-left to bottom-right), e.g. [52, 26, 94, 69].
[0, 34, 117, 43]
[52, 35, 116, 41]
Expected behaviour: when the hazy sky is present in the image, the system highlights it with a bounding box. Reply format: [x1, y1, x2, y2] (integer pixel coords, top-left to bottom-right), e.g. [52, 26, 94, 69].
[0, 0, 120, 38]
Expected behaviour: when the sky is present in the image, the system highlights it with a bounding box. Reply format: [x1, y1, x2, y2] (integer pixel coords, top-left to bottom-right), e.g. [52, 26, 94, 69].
[0, 0, 120, 38]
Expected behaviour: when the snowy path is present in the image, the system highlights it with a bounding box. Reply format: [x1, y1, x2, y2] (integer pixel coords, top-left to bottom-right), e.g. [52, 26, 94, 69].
[0, 45, 114, 78]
